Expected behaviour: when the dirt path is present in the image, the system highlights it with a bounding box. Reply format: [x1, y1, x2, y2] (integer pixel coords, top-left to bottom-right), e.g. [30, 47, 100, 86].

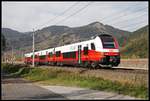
[1, 73, 67, 100]
[2, 73, 140, 100]
[39, 85, 139, 100]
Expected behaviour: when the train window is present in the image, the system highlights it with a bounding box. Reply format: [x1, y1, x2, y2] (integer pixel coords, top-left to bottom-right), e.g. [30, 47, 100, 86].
[84, 47, 88, 55]
[35, 55, 38, 58]
[39, 55, 46, 59]
[63, 53, 68, 58]
[91, 43, 95, 50]
[56, 51, 61, 57]
[103, 42, 115, 48]
[70, 52, 76, 58]
[31, 55, 37, 58]
[100, 36, 115, 48]
[49, 52, 53, 57]
[63, 52, 76, 59]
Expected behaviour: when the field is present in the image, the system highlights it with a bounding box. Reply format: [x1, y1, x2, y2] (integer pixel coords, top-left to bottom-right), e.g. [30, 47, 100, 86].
[2, 58, 148, 88]
[1, 62, 148, 99]
[119, 59, 148, 68]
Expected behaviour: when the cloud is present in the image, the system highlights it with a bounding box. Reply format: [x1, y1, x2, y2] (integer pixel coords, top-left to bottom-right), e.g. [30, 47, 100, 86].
[2, 1, 148, 32]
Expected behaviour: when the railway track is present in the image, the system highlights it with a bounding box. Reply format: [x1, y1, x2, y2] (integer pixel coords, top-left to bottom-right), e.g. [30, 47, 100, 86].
[114, 66, 148, 70]
[35, 65, 148, 75]
[2, 62, 148, 74]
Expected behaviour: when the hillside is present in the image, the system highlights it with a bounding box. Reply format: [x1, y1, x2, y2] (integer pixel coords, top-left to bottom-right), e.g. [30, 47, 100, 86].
[2, 21, 131, 53]
[2, 28, 32, 51]
[120, 25, 148, 58]
[2, 22, 148, 59]
[2, 22, 148, 58]
[1, 34, 6, 52]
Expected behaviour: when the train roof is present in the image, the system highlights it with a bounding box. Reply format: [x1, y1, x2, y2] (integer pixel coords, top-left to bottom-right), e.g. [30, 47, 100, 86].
[98, 34, 114, 37]
[25, 34, 113, 56]
[55, 38, 95, 52]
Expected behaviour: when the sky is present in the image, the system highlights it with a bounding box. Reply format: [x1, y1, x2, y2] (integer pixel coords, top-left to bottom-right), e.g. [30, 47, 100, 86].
[2, 1, 148, 32]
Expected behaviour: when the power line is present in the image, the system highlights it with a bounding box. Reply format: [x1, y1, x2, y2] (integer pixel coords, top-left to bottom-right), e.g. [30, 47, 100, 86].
[103, 6, 148, 23]
[99, 4, 148, 31]
[127, 24, 147, 31]
[100, 3, 141, 22]
[117, 19, 148, 31]
[33, 2, 147, 32]
[34, 2, 80, 30]
[11, 46, 14, 64]
[54, 2, 93, 25]
[32, 29, 35, 67]
[120, 16, 148, 28]
[110, 10, 148, 25]
[34, 2, 146, 31]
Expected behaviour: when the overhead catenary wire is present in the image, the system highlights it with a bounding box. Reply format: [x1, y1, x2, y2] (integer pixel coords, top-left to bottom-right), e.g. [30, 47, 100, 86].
[98, 3, 148, 31]
[127, 24, 148, 32]
[52, 2, 147, 32]
[110, 10, 148, 25]
[54, 2, 93, 25]
[119, 19, 148, 30]
[111, 8, 148, 30]
[99, 3, 142, 22]
[33, 2, 147, 32]
[34, 2, 80, 30]
[107, 6, 148, 25]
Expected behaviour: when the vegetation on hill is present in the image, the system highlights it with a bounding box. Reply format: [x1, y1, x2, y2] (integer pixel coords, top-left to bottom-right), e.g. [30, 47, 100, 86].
[1, 34, 6, 52]
[120, 25, 148, 58]
[2, 23, 148, 59]
[2, 22, 131, 52]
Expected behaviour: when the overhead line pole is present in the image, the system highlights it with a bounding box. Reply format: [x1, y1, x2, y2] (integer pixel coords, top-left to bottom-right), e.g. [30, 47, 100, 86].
[21, 50, 24, 63]
[32, 29, 35, 67]
[12, 46, 13, 64]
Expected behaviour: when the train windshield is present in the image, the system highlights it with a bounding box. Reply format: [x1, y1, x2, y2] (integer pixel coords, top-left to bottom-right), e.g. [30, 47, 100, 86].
[100, 35, 115, 48]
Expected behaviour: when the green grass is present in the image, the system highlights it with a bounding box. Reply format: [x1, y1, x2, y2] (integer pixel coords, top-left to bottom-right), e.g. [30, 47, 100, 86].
[1, 63, 148, 99]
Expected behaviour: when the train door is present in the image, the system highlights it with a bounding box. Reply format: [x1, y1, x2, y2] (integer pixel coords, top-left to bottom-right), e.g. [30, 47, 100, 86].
[46, 51, 48, 63]
[78, 45, 82, 64]
[53, 48, 55, 62]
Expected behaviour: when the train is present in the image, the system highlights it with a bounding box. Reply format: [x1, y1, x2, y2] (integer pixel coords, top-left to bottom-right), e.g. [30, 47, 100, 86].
[24, 34, 120, 68]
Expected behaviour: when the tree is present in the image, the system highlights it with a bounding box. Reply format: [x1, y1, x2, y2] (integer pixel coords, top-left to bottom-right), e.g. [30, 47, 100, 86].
[1, 34, 6, 52]
[1, 34, 6, 62]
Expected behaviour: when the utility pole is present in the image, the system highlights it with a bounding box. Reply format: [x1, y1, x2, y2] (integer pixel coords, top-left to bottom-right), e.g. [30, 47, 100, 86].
[12, 46, 13, 64]
[4, 52, 7, 63]
[22, 51, 24, 63]
[3, 52, 5, 63]
[32, 29, 35, 67]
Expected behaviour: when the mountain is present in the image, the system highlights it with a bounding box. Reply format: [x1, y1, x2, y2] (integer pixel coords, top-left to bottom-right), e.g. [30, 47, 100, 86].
[120, 25, 148, 58]
[1, 34, 6, 52]
[2, 21, 131, 53]
[2, 28, 32, 51]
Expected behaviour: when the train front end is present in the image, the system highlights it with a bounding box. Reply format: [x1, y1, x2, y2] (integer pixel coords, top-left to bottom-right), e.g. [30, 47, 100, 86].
[95, 34, 120, 67]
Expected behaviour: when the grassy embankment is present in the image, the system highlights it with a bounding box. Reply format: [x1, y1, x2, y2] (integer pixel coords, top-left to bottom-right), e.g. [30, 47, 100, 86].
[1, 63, 148, 99]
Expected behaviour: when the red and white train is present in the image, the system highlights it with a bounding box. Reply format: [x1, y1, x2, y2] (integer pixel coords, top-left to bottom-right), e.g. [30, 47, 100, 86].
[24, 34, 120, 68]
